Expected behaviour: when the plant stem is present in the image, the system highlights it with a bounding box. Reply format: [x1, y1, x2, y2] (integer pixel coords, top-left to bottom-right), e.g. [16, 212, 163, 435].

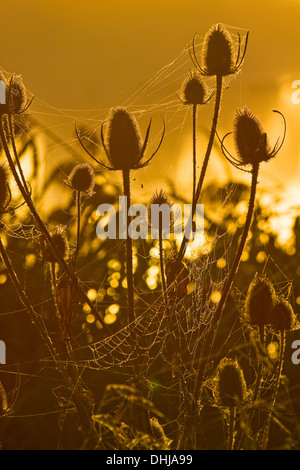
[192, 162, 259, 417]
[227, 406, 236, 450]
[122, 169, 135, 324]
[0, 117, 111, 335]
[192, 103, 197, 209]
[74, 189, 81, 269]
[213, 161, 260, 326]
[260, 330, 286, 450]
[158, 214, 167, 303]
[177, 74, 223, 264]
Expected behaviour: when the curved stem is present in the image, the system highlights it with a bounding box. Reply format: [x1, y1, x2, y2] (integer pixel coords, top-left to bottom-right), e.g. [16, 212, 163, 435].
[122, 169, 135, 324]
[0, 118, 111, 335]
[192, 162, 259, 412]
[192, 104, 197, 209]
[177, 74, 223, 264]
[214, 161, 260, 325]
[74, 189, 81, 269]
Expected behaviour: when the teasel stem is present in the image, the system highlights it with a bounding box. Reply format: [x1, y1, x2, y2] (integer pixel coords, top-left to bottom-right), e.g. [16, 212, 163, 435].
[74, 189, 81, 269]
[214, 161, 259, 325]
[192, 104, 197, 208]
[7, 114, 30, 196]
[260, 330, 286, 450]
[122, 169, 135, 324]
[0, 117, 111, 335]
[177, 74, 223, 264]
[158, 214, 167, 302]
[227, 406, 236, 450]
[192, 161, 259, 423]
[51, 261, 57, 290]
[0, 236, 71, 384]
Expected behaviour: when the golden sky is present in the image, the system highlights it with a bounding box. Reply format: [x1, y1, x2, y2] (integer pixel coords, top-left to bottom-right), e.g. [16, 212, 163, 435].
[2, 0, 300, 210]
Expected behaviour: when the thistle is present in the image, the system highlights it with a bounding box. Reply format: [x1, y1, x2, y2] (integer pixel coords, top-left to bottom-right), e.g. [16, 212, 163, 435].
[214, 108, 286, 329]
[0, 74, 32, 116]
[260, 296, 298, 450]
[43, 230, 69, 265]
[148, 189, 173, 299]
[223, 106, 286, 169]
[76, 107, 164, 325]
[245, 274, 276, 330]
[270, 297, 297, 333]
[215, 358, 247, 449]
[216, 358, 247, 407]
[190, 23, 249, 78]
[178, 71, 212, 217]
[179, 71, 210, 106]
[65, 163, 95, 195]
[65, 163, 95, 269]
[177, 23, 246, 263]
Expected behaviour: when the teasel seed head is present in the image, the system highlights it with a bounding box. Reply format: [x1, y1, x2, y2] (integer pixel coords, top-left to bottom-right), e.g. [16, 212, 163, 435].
[221, 106, 286, 170]
[270, 297, 298, 332]
[0, 165, 10, 213]
[244, 274, 276, 328]
[179, 71, 209, 106]
[148, 189, 174, 234]
[77, 107, 164, 172]
[43, 230, 69, 264]
[215, 358, 247, 408]
[65, 163, 95, 194]
[0, 380, 8, 415]
[105, 107, 143, 170]
[234, 107, 272, 165]
[7, 75, 27, 115]
[202, 24, 236, 77]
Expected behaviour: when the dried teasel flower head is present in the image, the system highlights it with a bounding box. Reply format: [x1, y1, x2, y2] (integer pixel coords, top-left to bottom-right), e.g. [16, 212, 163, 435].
[43, 230, 69, 264]
[148, 189, 174, 236]
[65, 163, 95, 194]
[0, 165, 10, 213]
[244, 274, 277, 328]
[221, 107, 286, 170]
[5, 75, 31, 115]
[179, 71, 210, 106]
[215, 358, 247, 408]
[190, 24, 249, 77]
[270, 297, 299, 332]
[76, 107, 165, 172]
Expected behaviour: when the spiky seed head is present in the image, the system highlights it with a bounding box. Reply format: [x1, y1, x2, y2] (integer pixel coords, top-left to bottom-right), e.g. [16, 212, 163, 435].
[7, 75, 27, 115]
[202, 24, 235, 76]
[148, 189, 173, 234]
[233, 107, 272, 166]
[105, 107, 143, 170]
[180, 71, 208, 105]
[215, 358, 247, 408]
[0, 165, 10, 212]
[270, 297, 297, 332]
[43, 231, 69, 264]
[65, 163, 95, 194]
[0, 380, 8, 415]
[245, 274, 276, 327]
